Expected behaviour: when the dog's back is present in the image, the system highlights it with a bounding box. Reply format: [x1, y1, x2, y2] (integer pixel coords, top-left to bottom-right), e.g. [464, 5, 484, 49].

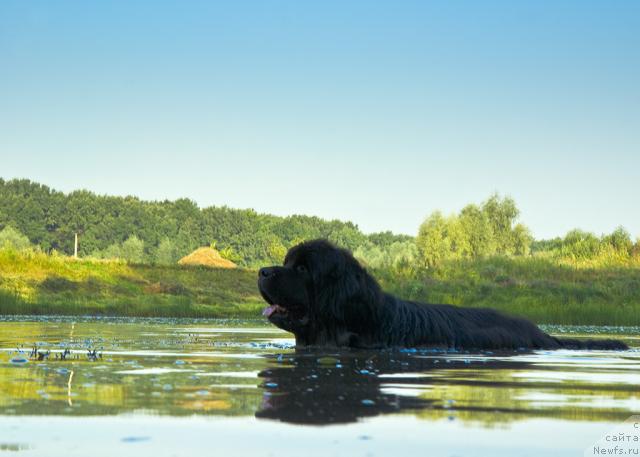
[373, 296, 629, 350]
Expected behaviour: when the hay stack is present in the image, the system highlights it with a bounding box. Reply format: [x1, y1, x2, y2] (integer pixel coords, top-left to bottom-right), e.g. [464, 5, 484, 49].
[178, 247, 237, 269]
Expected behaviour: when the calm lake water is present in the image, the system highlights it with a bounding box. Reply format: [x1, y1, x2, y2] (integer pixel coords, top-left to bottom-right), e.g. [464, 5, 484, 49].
[0, 316, 638, 457]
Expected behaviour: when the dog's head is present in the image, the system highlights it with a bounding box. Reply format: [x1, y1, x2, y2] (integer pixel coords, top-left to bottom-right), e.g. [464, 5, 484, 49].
[258, 239, 382, 345]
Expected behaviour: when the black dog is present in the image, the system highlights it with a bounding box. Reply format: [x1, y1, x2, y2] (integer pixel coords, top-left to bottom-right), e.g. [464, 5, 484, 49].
[258, 239, 628, 350]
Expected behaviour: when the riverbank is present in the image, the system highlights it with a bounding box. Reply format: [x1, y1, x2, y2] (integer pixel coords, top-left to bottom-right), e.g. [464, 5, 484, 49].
[375, 254, 640, 326]
[0, 249, 264, 318]
[0, 248, 638, 325]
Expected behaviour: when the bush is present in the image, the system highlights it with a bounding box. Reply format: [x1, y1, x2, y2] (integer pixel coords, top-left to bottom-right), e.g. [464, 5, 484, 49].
[155, 238, 180, 265]
[0, 226, 31, 250]
[355, 240, 419, 272]
[121, 235, 145, 263]
[632, 239, 640, 258]
[560, 230, 602, 260]
[602, 227, 633, 255]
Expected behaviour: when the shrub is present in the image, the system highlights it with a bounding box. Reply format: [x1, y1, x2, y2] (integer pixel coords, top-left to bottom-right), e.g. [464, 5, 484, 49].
[121, 236, 145, 263]
[0, 226, 31, 250]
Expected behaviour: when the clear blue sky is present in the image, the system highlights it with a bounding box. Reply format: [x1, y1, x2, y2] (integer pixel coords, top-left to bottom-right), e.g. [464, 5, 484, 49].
[1, 1, 638, 239]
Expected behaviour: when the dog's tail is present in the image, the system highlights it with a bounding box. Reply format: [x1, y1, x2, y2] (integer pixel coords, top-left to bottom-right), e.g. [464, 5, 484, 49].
[555, 337, 629, 350]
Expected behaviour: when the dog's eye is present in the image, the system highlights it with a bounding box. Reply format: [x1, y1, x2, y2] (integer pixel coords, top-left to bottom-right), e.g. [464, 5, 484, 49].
[296, 265, 307, 273]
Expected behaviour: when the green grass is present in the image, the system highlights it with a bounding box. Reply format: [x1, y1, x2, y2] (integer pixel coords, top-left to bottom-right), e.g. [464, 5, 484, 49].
[1, 247, 639, 325]
[0, 248, 264, 318]
[374, 255, 640, 325]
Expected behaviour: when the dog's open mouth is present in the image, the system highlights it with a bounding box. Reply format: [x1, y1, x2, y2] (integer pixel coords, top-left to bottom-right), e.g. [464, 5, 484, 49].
[262, 304, 288, 318]
[262, 303, 309, 326]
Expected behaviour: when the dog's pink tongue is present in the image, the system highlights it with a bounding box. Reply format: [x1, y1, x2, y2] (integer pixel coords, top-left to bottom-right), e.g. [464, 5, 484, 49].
[262, 305, 278, 317]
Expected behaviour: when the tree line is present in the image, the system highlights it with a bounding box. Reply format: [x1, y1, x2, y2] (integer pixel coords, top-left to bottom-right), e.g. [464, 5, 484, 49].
[0, 178, 637, 268]
[0, 179, 399, 267]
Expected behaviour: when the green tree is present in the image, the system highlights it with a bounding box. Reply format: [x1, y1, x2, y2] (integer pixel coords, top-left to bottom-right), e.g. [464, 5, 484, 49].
[416, 211, 451, 267]
[387, 240, 419, 270]
[459, 204, 496, 257]
[561, 229, 601, 260]
[512, 223, 533, 256]
[632, 237, 640, 258]
[354, 242, 386, 268]
[121, 236, 145, 263]
[354, 240, 419, 271]
[482, 194, 519, 254]
[531, 237, 563, 254]
[367, 231, 413, 248]
[326, 222, 367, 251]
[0, 226, 32, 250]
[102, 243, 122, 259]
[266, 236, 287, 263]
[446, 215, 471, 259]
[602, 227, 633, 255]
[155, 238, 179, 265]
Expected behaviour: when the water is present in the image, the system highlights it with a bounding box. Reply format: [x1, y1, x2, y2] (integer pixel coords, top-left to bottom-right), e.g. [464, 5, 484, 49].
[0, 316, 638, 456]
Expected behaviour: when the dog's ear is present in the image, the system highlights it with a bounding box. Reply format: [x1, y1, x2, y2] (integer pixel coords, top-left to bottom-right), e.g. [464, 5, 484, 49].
[311, 249, 381, 327]
[311, 246, 346, 281]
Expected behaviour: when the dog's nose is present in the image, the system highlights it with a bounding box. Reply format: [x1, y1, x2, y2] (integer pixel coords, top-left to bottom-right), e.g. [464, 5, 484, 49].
[259, 267, 275, 278]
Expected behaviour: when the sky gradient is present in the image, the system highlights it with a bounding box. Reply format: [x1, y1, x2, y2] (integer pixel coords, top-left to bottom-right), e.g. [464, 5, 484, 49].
[1, 1, 638, 239]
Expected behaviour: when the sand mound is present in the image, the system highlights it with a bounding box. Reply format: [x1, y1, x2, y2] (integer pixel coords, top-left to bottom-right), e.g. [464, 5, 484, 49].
[178, 247, 237, 269]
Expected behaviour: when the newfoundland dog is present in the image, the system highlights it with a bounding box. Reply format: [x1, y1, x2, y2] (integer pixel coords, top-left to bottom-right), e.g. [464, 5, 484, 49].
[258, 239, 628, 350]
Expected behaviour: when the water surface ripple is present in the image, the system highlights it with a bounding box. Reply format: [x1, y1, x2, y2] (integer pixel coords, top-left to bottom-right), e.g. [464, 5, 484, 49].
[0, 316, 637, 456]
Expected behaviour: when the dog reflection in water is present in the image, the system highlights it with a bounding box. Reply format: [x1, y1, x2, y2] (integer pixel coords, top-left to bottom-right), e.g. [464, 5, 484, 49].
[254, 350, 525, 425]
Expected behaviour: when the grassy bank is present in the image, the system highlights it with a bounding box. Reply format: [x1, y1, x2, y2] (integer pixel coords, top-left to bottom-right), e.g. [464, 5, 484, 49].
[1, 248, 639, 325]
[375, 255, 640, 326]
[0, 249, 264, 318]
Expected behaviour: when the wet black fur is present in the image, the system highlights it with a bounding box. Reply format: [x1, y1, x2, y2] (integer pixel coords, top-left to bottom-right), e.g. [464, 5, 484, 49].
[258, 239, 628, 351]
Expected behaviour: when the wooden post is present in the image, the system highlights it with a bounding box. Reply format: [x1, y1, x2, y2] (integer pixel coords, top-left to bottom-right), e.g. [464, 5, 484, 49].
[74, 233, 78, 258]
